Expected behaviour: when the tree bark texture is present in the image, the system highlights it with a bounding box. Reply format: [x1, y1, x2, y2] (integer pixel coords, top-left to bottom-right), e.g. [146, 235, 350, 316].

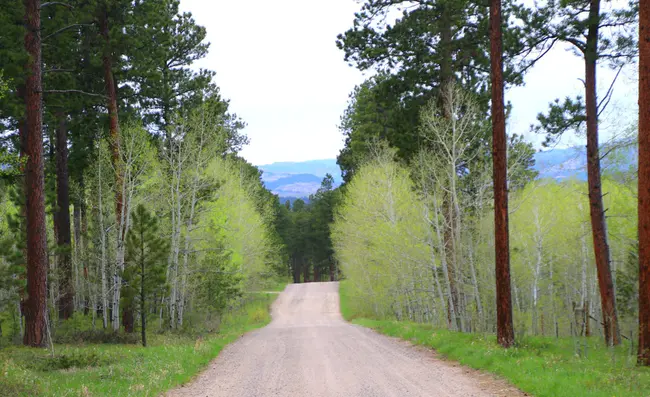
[584, 0, 620, 347]
[99, 9, 124, 228]
[490, 0, 515, 348]
[56, 113, 74, 320]
[23, 0, 49, 347]
[638, 0, 650, 365]
[99, 7, 128, 332]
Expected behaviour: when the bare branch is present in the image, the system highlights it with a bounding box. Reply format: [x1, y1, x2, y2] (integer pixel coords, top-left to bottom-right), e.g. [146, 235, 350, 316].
[41, 2, 73, 9]
[42, 89, 107, 99]
[43, 23, 93, 41]
[597, 65, 623, 117]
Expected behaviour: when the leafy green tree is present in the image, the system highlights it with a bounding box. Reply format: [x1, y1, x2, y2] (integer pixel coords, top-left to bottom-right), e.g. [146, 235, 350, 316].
[193, 249, 242, 329]
[122, 204, 168, 346]
[0, 186, 26, 338]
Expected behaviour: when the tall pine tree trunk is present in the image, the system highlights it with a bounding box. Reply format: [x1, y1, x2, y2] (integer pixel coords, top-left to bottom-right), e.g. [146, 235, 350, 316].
[99, 7, 127, 331]
[585, 0, 620, 346]
[490, 0, 514, 348]
[56, 113, 73, 320]
[23, 0, 49, 347]
[638, 0, 650, 365]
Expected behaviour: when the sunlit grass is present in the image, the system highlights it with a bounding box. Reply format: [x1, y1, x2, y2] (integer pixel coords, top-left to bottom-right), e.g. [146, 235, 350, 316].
[0, 294, 277, 396]
[339, 280, 650, 397]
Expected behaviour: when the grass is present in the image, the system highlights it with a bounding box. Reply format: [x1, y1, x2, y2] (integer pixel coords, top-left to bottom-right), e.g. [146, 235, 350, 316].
[0, 293, 277, 396]
[339, 280, 650, 397]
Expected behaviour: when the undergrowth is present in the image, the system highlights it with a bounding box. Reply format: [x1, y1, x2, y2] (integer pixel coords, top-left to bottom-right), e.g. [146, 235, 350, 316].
[0, 293, 277, 396]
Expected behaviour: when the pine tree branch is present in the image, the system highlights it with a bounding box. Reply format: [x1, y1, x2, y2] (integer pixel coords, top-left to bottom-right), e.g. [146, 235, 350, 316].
[43, 23, 93, 41]
[43, 68, 75, 74]
[41, 2, 73, 9]
[41, 89, 107, 99]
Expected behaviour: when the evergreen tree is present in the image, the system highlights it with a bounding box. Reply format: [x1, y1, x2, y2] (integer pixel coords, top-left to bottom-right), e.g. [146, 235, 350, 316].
[639, 0, 650, 365]
[532, 0, 637, 347]
[490, 0, 515, 348]
[122, 204, 168, 346]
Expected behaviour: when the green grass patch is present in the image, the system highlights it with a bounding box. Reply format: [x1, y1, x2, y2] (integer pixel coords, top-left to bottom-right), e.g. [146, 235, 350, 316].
[261, 277, 291, 292]
[339, 280, 650, 397]
[0, 294, 277, 396]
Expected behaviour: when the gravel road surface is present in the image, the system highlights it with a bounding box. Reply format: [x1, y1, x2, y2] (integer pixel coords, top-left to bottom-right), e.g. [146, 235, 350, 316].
[167, 282, 524, 397]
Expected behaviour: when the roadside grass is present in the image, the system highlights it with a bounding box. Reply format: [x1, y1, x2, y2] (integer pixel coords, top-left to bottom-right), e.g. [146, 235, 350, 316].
[339, 280, 650, 397]
[0, 293, 277, 396]
[258, 277, 291, 292]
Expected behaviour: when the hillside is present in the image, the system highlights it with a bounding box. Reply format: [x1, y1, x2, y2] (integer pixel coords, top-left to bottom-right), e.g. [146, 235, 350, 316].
[259, 159, 341, 200]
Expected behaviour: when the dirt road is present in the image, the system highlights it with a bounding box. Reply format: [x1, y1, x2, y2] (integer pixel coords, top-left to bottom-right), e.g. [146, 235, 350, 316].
[168, 282, 523, 397]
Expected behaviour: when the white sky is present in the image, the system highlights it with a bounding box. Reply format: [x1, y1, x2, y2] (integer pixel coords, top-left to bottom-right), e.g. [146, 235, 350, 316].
[180, 0, 638, 166]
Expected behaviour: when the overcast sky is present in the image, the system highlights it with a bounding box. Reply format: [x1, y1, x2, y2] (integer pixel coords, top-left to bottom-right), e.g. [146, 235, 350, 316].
[179, 0, 638, 166]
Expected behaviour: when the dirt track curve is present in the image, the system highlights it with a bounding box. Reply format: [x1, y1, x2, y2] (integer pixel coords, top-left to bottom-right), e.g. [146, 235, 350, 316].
[167, 282, 524, 397]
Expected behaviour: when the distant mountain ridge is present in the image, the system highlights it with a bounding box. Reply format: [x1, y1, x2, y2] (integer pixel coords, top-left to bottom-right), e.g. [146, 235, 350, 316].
[534, 145, 636, 180]
[260, 145, 636, 200]
[259, 159, 341, 200]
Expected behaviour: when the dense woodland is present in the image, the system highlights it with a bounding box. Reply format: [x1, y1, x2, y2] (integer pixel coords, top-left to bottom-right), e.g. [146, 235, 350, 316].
[332, 0, 650, 364]
[1, 0, 650, 378]
[0, 0, 296, 347]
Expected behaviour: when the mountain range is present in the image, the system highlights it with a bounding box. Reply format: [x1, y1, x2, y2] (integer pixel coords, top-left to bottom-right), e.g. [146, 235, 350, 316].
[259, 160, 342, 201]
[260, 146, 637, 201]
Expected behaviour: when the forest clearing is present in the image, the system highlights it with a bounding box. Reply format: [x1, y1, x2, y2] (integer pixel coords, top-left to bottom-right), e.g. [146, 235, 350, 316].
[1, 0, 650, 395]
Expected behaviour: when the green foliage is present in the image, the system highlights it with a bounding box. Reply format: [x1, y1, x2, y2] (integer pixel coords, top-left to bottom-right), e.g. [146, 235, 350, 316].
[122, 204, 168, 343]
[335, 0, 545, 181]
[335, 131, 638, 335]
[0, 185, 25, 333]
[124, 204, 169, 299]
[531, 0, 637, 142]
[616, 243, 638, 319]
[333, 146, 432, 320]
[192, 250, 243, 326]
[0, 294, 277, 396]
[196, 157, 284, 292]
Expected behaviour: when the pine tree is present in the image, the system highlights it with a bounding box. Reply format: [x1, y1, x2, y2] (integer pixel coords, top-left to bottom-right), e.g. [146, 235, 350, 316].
[490, 0, 515, 348]
[122, 204, 168, 346]
[639, 0, 650, 366]
[532, 0, 637, 347]
[22, 0, 49, 348]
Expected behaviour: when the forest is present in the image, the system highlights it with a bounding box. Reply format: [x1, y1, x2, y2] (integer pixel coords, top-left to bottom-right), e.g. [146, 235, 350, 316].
[1, 0, 650, 395]
[331, 0, 649, 365]
[0, 0, 300, 349]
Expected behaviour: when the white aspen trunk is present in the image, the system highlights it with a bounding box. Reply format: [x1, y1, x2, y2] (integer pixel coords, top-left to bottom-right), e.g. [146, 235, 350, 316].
[532, 209, 543, 335]
[98, 154, 109, 329]
[112, 241, 124, 331]
[169, 138, 184, 329]
[432, 189, 459, 331]
[549, 257, 555, 337]
[73, 249, 80, 311]
[177, 184, 197, 328]
[112, 133, 138, 331]
[424, 204, 448, 327]
[177, 123, 208, 328]
[17, 301, 23, 337]
[467, 236, 483, 326]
